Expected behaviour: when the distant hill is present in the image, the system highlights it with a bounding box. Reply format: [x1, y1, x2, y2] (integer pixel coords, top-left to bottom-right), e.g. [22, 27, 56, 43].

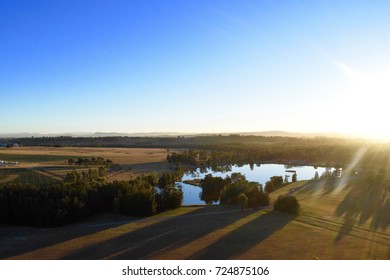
[0, 131, 353, 139]
[237, 131, 351, 138]
[92, 132, 190, 137]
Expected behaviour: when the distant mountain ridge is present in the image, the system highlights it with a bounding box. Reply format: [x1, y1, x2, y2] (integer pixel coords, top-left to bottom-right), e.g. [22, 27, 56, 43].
[0, 131, 352, 139]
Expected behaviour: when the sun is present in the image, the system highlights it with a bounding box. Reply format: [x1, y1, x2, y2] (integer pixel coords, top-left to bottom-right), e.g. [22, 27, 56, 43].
[335, 68, 390, 141]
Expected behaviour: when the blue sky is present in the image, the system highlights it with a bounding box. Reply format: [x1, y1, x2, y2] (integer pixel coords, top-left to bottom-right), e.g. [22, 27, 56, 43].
[1, 0, 390, 139]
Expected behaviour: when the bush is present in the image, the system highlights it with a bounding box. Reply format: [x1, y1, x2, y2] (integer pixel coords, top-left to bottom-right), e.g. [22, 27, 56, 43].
[156, 187, 183, 211]
[273, 195, 300, 215]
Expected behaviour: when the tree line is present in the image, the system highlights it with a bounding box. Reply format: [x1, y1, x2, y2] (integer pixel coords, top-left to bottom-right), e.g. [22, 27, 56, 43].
[68, 157, 113, 167]
[0, 171, 182, 227]
[165, 137, 389, 170]
[5, 135, 389, 169]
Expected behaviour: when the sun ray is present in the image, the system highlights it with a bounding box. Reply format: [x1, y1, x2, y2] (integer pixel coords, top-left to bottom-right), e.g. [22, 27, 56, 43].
[333, 146, 368, 195]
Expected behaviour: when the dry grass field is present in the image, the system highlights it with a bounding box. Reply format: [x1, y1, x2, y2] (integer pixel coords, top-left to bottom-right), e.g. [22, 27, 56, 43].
[0, 146, 170, 165]
[1, 147, 390, 259]
[1, 178, 390, 260]
[0, 146, 172, 182]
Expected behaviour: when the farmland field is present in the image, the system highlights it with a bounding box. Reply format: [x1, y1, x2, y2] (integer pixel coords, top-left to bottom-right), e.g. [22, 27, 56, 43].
[0, 168, 59, 186]
[0, 154, 76, 163]
[0, 146, 170, 164]
[0, 147, 172, 183]
[1, 146, 390, 260]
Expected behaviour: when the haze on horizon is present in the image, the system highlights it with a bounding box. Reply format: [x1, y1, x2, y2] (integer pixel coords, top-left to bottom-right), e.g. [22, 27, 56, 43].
[1, 1, 390, 140]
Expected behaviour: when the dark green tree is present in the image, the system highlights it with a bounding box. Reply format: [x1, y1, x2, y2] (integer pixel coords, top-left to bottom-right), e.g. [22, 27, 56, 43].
[273, 195, 300, 215]
[238, 193, 248, 211]
[292, 173, 297, 182]
[200, 174, 227, 204]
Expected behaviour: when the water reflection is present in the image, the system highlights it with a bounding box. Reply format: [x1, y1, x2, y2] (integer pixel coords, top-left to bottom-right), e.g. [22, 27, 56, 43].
[180, 163, 337, 205]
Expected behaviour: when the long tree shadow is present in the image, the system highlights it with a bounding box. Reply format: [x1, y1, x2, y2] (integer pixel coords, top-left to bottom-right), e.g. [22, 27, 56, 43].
[320, 177, 353, 197]
[334, 175, 390, 242]
[189, 211, 294, 260]
[296, 179, 331, 195]
[0, 213, 139, 259]
[62, 206, 254, 259]
[296, 178, 350, 197]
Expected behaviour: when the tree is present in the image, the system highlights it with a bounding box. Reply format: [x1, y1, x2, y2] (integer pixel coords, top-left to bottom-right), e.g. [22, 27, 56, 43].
[292, 173, 297, 182]
[200, 174, 226, 204]
[138, 172, 158, 186]
[158, 170, 185, 188]
[245, 182, 269, 208]
[115, 181, 157, 217]
[98, 166, 107, 177]
[229, 172, 246, 184]
[64, 171, 78, 184]
[273, 195, 300, 215]
[238, 193, 248, 211]
[220, 180, 247, 205]
[264, 176, 284, 193]
[156, 187, 183, 210]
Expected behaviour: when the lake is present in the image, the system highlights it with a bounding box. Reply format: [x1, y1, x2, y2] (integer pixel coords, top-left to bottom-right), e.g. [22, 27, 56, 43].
[178, 164, 336, 205]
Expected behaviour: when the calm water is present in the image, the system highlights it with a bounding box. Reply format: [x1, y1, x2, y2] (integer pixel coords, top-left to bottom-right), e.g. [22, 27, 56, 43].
[178, 164, 334, 205]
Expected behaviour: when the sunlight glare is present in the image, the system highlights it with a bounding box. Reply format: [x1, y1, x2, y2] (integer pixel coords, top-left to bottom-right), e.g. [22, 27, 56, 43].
[333, 146, 367, 195]
[336, 68, 390, 141]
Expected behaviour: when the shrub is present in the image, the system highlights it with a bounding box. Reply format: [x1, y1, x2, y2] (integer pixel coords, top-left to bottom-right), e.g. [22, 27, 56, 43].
[273, 195, 300, 215]
[156, 187, 183, 211]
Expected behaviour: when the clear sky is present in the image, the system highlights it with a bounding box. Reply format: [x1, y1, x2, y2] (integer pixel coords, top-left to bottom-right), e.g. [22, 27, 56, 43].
[1, 0, 390, 139]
